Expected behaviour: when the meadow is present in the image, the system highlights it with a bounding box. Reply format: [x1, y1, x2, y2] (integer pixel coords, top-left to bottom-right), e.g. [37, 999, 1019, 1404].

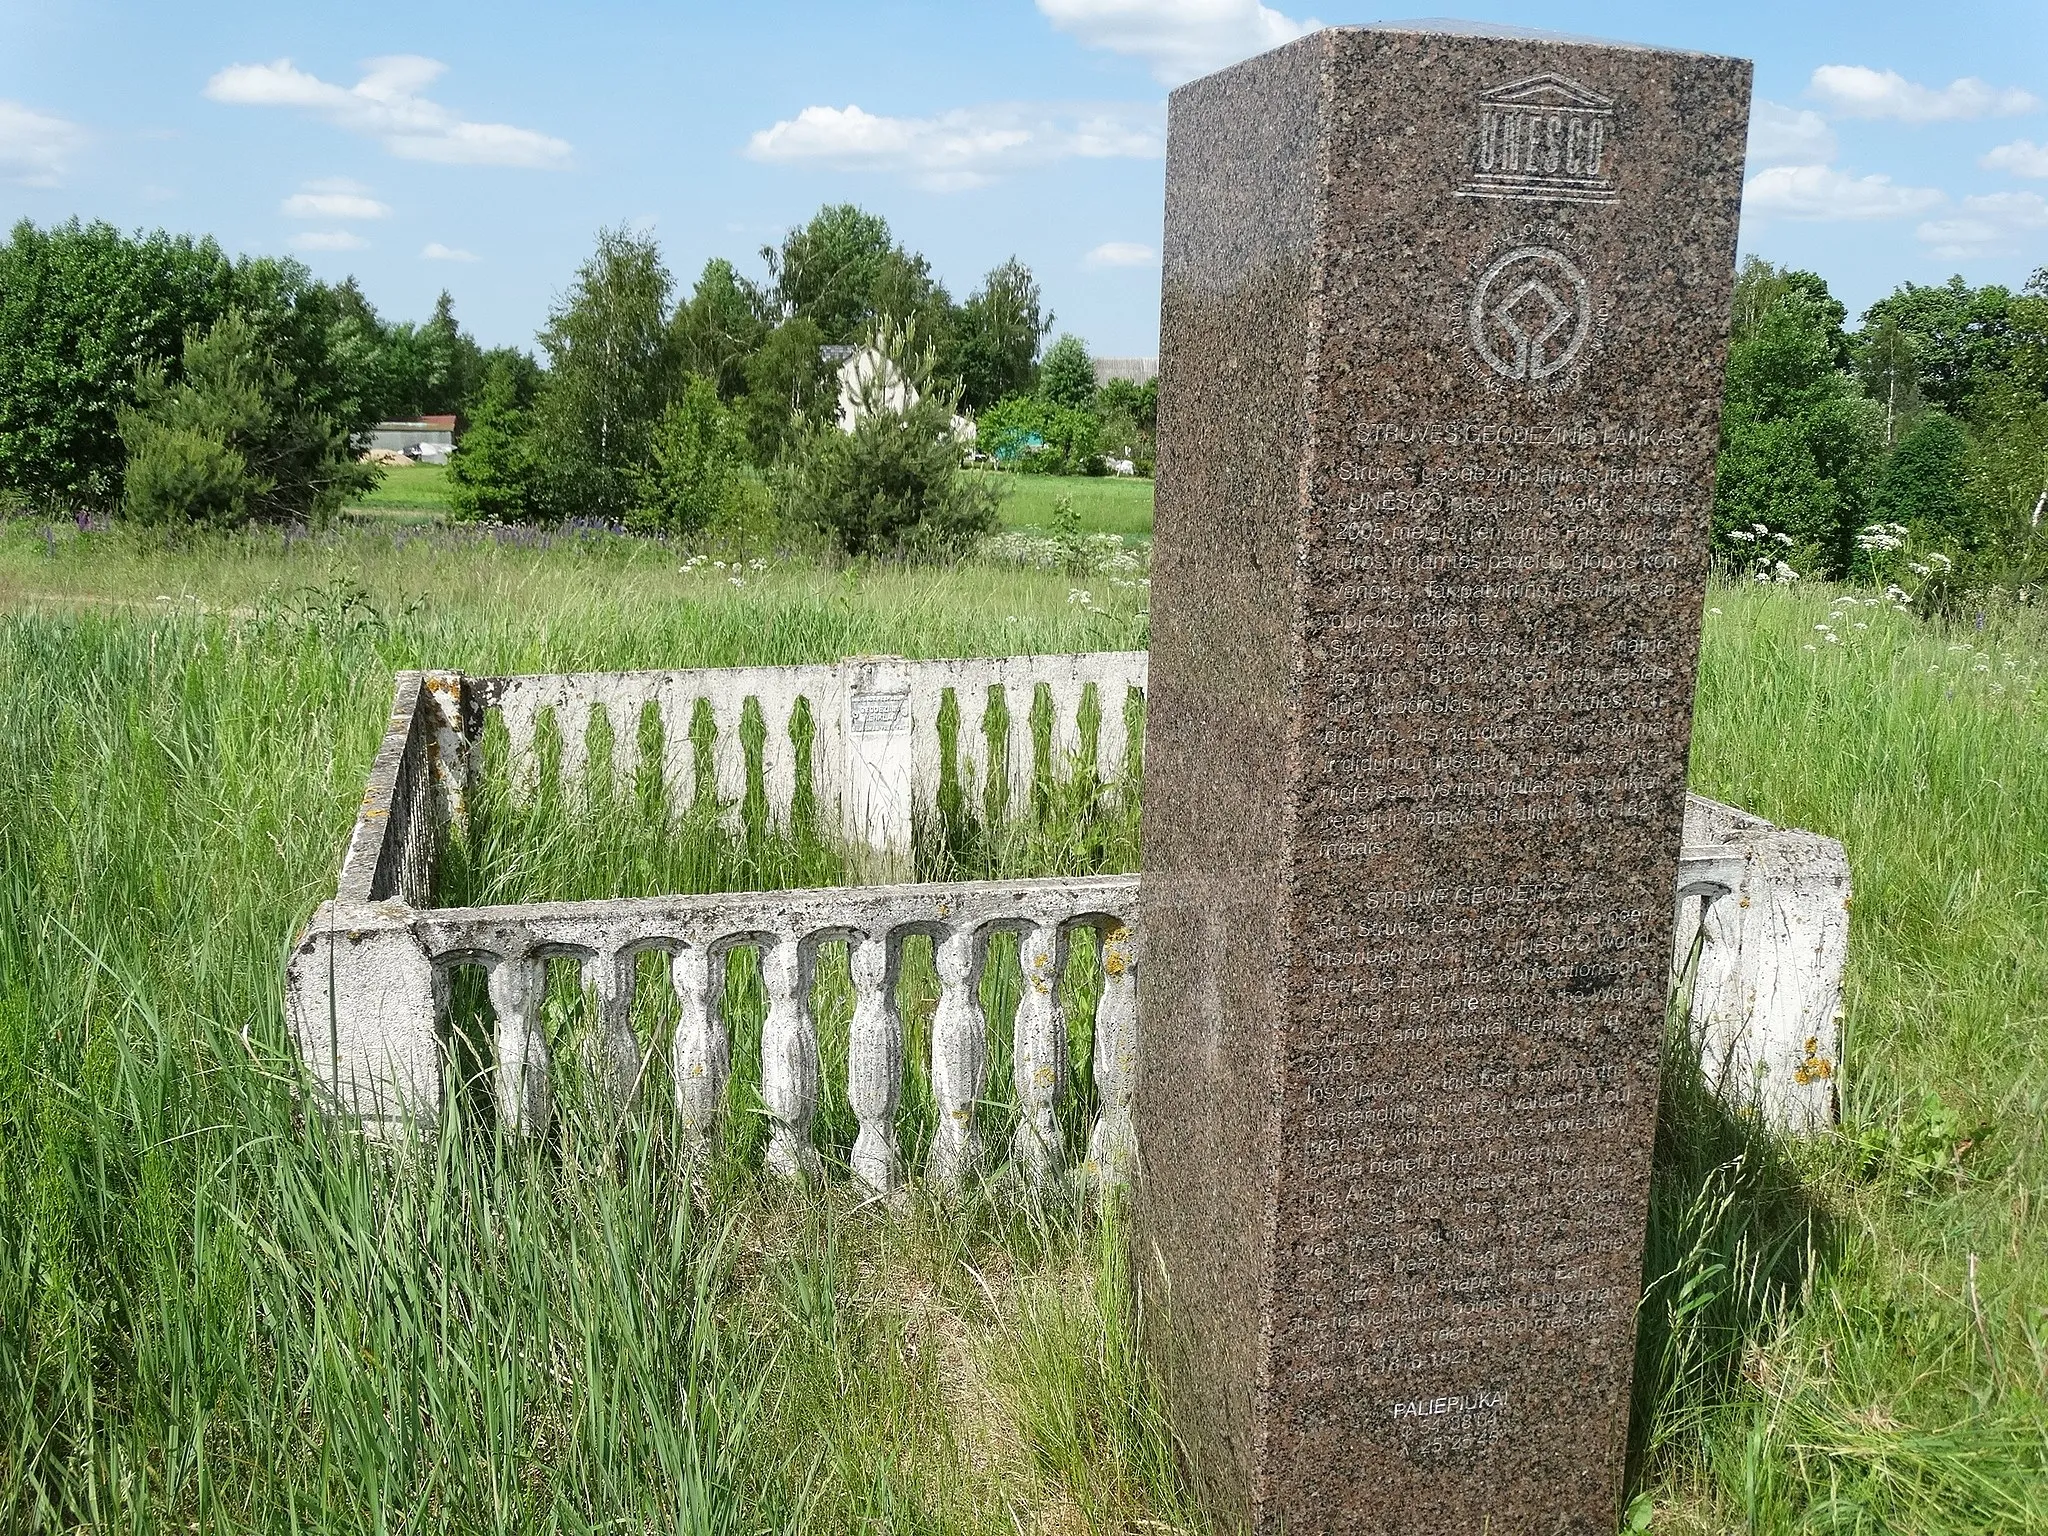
[0, 513, 2043, 1534]
[348, 463, 1159, 540]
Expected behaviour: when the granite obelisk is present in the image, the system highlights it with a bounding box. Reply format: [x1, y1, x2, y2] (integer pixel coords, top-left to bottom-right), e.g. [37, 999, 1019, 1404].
[1133, 24, 1750, 1534]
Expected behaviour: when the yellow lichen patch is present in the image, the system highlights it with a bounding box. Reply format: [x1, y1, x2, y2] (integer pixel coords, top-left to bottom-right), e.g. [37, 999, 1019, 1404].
[1793, 1036, 1834, 1084]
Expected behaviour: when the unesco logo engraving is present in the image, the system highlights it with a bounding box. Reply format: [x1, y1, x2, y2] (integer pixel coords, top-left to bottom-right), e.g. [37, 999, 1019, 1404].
[1468, 246, 1592, 383]
[1458, 73, 1617, 205]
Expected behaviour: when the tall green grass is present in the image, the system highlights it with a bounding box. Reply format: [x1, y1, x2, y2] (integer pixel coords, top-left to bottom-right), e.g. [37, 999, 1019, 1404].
[1633, 582, 2048, 1533]
[0, 522, 1176, 1533]
[1, 518, 2045, 1532]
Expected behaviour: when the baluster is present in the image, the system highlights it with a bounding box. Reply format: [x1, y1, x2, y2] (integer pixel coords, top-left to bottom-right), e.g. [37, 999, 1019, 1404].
[954, 680, 990, 809]
[1085, 922, 1139, 1185]
[487, 954, 550, 1134]
[1006, 682, 1037, 816]
[671, 945, 728, 1148]
[760, 686, 799, 829]
[1095, 681, 1126, 788]
[610, 688, 650, 793]
[710, 691, 749, 815]
[658, 685, 697, 814]
[558, 701, 591, 788]
[1050, 677, 1088, 781]
[760, 939, 822, 1182]
[580, 950, 643, 1111]
[845, 933, 902, 1193]
[929, 928, 987, 1185]
[1010, 922, 1067, 1182]
[500, 697, 541, 800]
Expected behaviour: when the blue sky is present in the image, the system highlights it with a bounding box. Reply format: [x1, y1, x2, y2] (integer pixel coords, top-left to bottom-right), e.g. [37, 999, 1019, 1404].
[2, 1, 2043, 356]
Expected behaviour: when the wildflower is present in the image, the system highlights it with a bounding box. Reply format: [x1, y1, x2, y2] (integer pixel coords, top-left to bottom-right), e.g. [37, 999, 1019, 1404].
[1803, 644, 1817, 652]
[728, 575, 745, 588]
[1825, 633, 1840, 644]
[1854, 622, 1868, 630]
[1067, 588, 1095, 606]
[1726, 530, 1756, 543]
[1814, 623, 1831, 633]
[750, 558, 767, 572]
[1928, 552, 1953, 570]
[1773, 561, 1799, 583]
[1774, 533, 1795, 546]
[1909, 562, 1930, 577]
[713, 559, 727, 570]
[1708, 606, 1723, 615]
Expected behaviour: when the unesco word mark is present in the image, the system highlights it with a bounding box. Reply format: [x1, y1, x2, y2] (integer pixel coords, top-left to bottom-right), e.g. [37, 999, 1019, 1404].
[1459, 74, 1618, 205]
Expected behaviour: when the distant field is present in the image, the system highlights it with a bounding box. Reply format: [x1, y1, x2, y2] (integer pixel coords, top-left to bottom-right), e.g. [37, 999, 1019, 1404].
[348, 462, 1157, 540]
[352, 461, 450, 519]
[980, 472, 1154, 538]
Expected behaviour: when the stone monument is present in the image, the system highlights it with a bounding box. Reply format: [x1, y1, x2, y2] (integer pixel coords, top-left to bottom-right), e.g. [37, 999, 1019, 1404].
[1133, 23, 1750, 1533]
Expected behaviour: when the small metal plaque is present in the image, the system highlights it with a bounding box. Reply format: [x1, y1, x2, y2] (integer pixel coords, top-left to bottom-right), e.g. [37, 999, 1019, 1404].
[850, 689, 911, 735]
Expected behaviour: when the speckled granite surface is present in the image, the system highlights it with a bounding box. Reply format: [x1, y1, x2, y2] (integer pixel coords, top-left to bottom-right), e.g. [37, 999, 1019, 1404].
[1133, 25, 1749, 1534]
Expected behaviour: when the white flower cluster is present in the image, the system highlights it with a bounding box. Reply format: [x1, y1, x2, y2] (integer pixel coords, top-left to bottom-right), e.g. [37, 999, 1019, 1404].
[1907, 552, 1953, 578]
[1855, 522, 1910, 554]
[1726, 522, 1795, 548]
[979, 529, 1150, 577]
[678, 553, 769, 588]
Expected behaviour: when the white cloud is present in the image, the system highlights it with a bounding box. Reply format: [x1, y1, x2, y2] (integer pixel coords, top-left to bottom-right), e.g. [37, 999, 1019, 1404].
[282, 177, 391, 219]
[421, 241, 477, 262]
[745, 101, 1163, 191]
[1746, 102, 1837, 168]
[205, 56, 571, 168]
[290, 230, 366, 251]
[1808, 65, 2039, 123]
[1918, 191, 2048, 257]
[0, 99, 85, 186]
[1085, 240, 1154, 267]
[1037, 0, 1319, 85]
[1743, 163, 1945, 221]
[1983, 139, 2048, 178]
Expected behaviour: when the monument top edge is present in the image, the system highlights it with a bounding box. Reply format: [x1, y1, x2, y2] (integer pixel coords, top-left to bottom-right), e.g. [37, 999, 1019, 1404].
[1352, 17, 1676, 50]
[1172, 17, 1748, 90]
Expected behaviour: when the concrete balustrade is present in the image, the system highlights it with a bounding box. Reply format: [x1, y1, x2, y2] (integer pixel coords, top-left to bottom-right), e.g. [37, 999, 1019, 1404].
[292, 874, 1143, 1189]
[466, 651, 1148, 860]
[285, 657, 1852, 1172]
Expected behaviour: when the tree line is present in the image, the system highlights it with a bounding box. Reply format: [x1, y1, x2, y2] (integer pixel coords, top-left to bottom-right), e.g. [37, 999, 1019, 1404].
[0, 206, 1153, 554]
[1716, 257, 2048, 595]
[1, 210, 2041, 582]
[0, 218, 529, 523]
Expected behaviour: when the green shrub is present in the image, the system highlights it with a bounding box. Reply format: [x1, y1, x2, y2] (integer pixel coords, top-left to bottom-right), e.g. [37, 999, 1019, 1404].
[119, 426, 253, 528]
[446, 361, 547, 523]
[630, 376, 750, 536]
[779, 318, 998, 559]
[115, 309, 373, 528]
[1037, 333, 1096, 410]
[979, 394, 1102, 476]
